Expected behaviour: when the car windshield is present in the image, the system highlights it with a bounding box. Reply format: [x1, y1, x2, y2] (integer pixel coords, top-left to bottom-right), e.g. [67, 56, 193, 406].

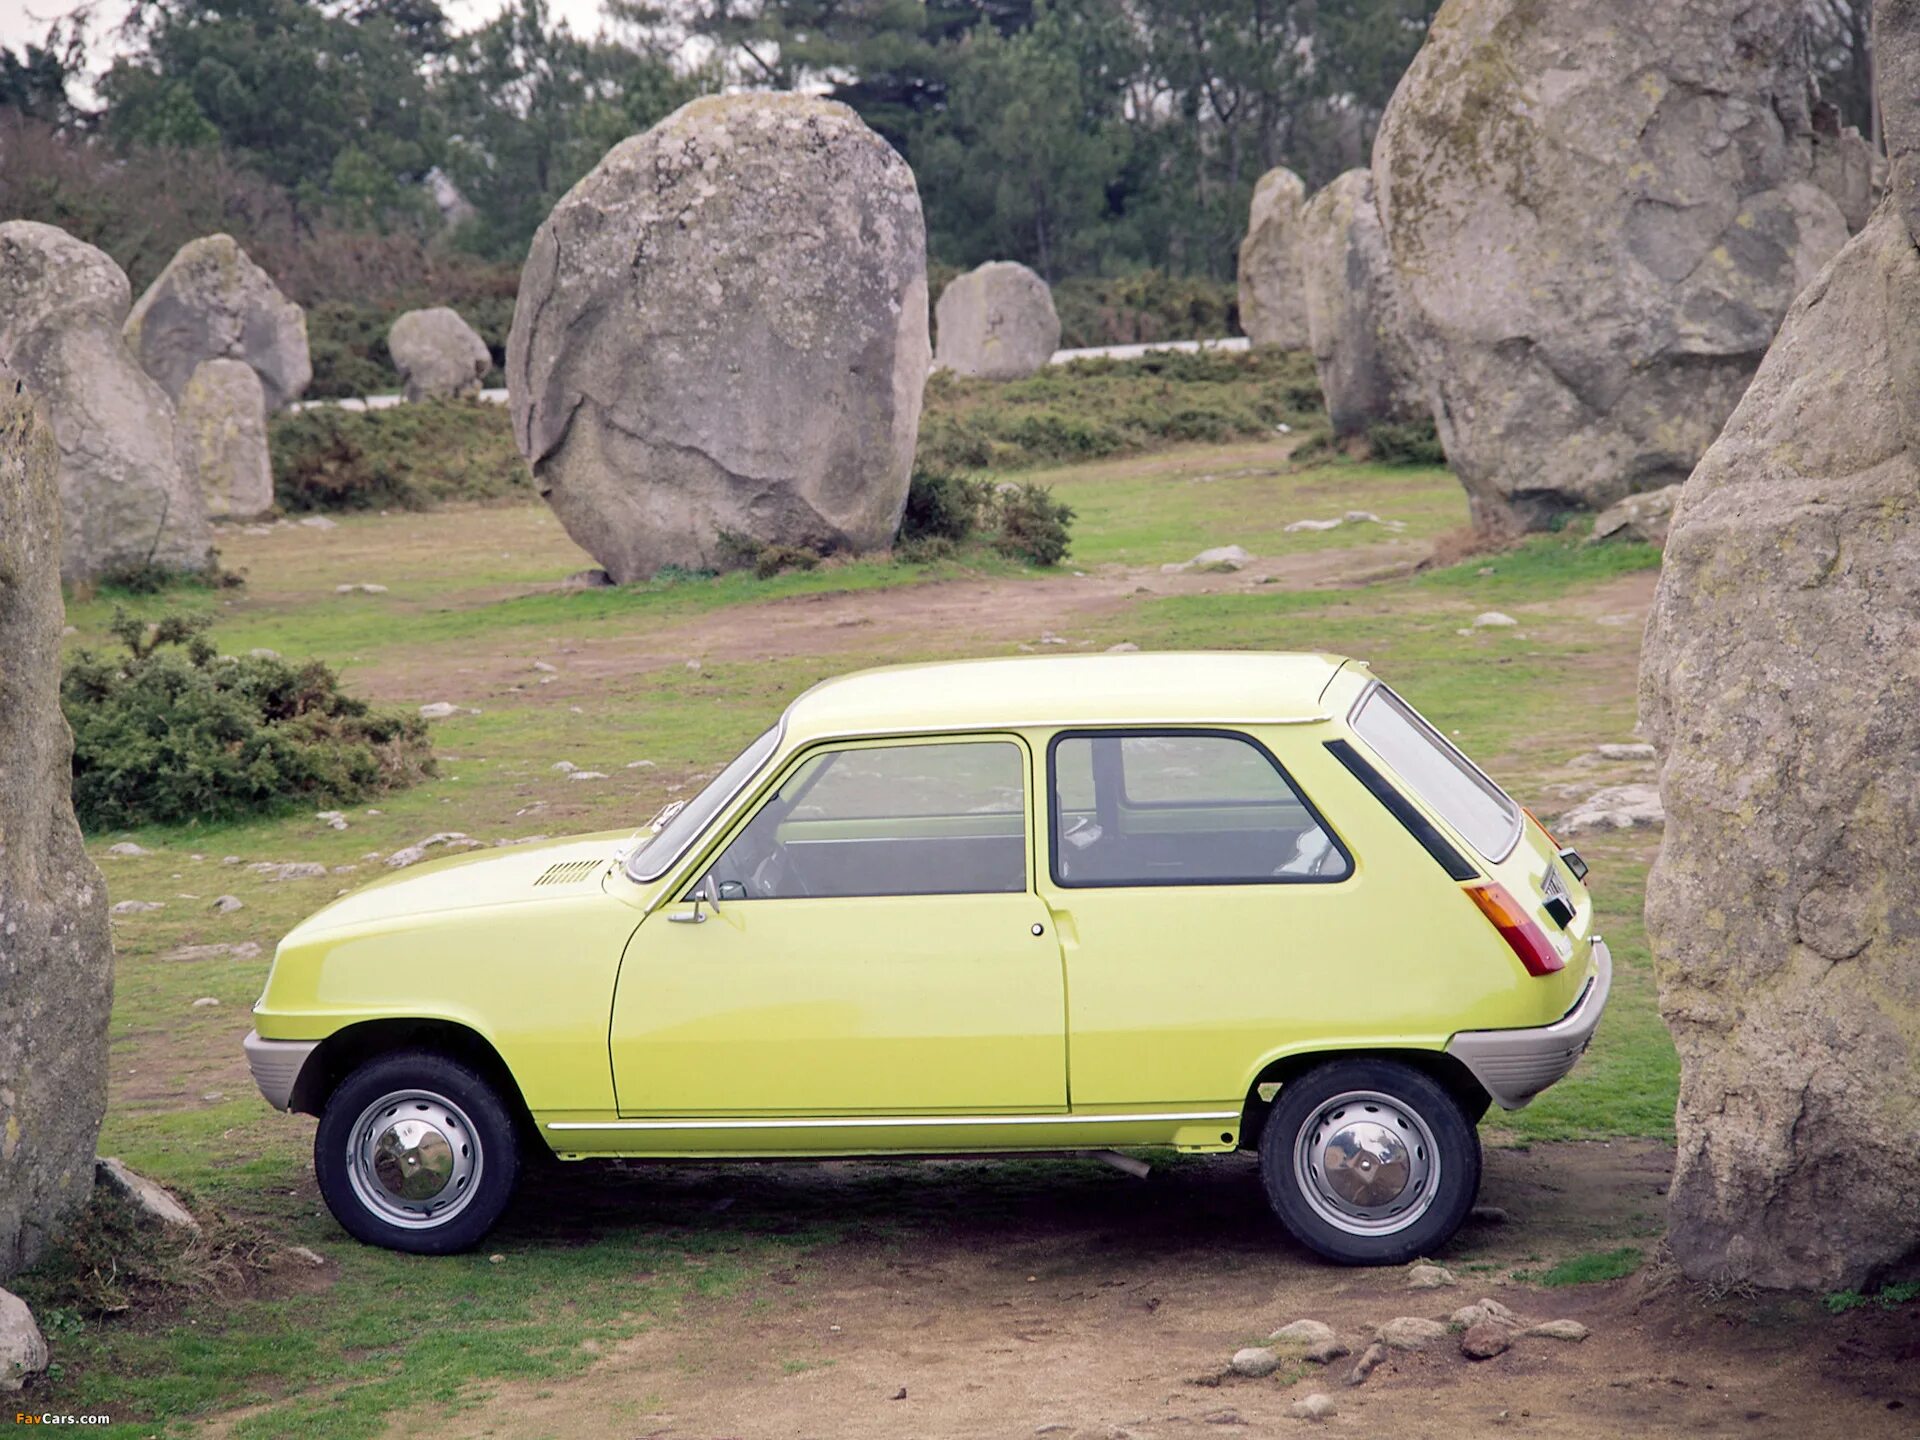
[1349, 684, 1521, 861]
[625, 724, 782, 882]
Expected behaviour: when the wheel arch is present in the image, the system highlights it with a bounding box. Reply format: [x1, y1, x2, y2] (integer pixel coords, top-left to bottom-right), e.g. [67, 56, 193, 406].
[1237, 1047, 1492, 1150]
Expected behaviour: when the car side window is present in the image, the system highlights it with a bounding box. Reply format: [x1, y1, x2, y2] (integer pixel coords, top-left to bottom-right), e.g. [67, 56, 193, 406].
[703, 740, 1027, 900]
[1050, 730, 1350, 887]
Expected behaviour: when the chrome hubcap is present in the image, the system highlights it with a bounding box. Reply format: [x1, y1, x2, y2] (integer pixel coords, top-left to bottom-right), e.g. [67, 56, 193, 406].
[1293, 1090, 1439, 1237]
[346, 1090, 481, 1229]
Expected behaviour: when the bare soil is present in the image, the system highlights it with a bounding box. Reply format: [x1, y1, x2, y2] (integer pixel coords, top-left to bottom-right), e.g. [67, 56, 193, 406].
[381, 1143, 1920, 1439]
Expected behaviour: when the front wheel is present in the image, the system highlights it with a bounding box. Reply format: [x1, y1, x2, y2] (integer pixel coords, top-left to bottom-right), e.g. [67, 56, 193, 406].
[1259, 1058, 1479, 1265]
[314, 1050, 521, 1254]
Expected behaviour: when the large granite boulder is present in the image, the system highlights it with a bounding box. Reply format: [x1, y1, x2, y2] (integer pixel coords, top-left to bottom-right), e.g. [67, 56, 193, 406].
[934, 262, 1060, 380]
[1639, 187, 1920, 1290]
[1298, 170, 1427, 437]
[508, 94, 930, 581]
[0, 363, 113, 1280]
[0, 222, 211, 585]
[179, 358, 272, 521]
[1236, 167, 1311, 350]
[1374, 0, 1851, 532]
[124, 234, 311, 411]
[388, 307, 491, 402]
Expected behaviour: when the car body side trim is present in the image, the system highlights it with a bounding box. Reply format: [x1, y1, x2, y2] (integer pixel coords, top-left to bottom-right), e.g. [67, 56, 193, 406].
[547, 1110, 1239, 1132]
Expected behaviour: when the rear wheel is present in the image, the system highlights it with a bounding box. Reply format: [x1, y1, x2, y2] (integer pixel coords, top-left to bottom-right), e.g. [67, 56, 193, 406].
[314, 1050, 520, 1254]
[1258, 1058, 1479, 1265]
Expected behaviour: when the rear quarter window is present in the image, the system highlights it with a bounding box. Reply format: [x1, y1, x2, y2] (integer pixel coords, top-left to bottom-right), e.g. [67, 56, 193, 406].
[1349, 686, 1521, 861]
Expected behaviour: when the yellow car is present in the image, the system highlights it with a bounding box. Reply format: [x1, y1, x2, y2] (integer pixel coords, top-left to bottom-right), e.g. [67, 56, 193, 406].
[244, 653, 1609, 1264]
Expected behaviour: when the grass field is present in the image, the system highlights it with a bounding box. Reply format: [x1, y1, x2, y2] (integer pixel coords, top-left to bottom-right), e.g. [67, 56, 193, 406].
[25, 430, 1681, 1436]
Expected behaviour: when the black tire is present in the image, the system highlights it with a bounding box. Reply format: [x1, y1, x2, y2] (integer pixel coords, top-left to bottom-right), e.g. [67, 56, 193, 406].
[314, 1049, 521, 1255]
[1258, 1058, 1479, 1266]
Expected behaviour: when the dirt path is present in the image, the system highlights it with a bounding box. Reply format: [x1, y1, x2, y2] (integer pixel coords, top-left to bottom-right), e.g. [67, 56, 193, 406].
[362, 1143, 1918, 1440]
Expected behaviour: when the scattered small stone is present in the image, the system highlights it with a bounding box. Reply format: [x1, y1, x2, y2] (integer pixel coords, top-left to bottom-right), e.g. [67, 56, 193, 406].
[1106, 642, 1140, 653]
[1229, 1346, 1280, 1378]
[0, 1288, 48, 1394]
[191, 996, 219, 1008]
[106, 842, 151, 857]
[315, 810, 348, 830]
[1269, 1320, 1336, 1349]
[1522, 1319, 1591, 1342]
[333, 583, 388, 594]
[211, 895, 244, 913]
[1345, 1341, 1387, 1387]
[1287, 1394, 1337, 1422]
[96, 1157, 200, 1233]
[1461, 1323, 1511, 1360]
[110, 899, 165, 915]
[298, 515, 338, 530]
[246, 861, 328, 881]
[1469, 1204, 1510, 1225]
[1595, 742, 1656, 761]
[1474, 611, 1519, 628]
[1558, 784, 1664, 835]
[1376, 1316, 1449, 1350]
[285, 1245, 325, 1267]
[1406, 1262, 1456, 1290]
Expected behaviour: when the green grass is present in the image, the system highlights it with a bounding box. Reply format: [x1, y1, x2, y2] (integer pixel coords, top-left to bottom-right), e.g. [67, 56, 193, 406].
[1523, 1247, 1646, 1287]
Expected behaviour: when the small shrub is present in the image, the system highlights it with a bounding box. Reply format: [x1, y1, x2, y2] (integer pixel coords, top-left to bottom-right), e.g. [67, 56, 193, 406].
[269, 398, 527, 512]
[1366, 418, 1447, 467]
[990, 483, 1074, 567]
[63, 610, 435, 831]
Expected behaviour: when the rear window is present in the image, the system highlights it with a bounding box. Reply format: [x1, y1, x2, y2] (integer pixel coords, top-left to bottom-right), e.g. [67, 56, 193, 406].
[1349, 685, 1520, 861]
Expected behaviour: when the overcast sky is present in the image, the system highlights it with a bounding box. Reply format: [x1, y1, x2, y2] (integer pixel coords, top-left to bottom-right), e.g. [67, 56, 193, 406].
[0, 0, 623, 63]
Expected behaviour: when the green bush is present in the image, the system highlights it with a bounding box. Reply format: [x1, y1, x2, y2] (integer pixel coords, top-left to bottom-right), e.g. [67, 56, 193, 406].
[63, 611, 435, 831]
[269, 398, 528, 512]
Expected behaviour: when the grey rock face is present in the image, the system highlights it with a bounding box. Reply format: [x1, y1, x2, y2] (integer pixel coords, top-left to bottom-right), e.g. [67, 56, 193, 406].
[508, 94, 931, 582]
[1237, 167, 1311, 349]
[388, 307, 491, 402]
[1640, 186, 1920, 1287]
[0, 222, 211, 585]
[934, 261, 1060, 380]
[1374, 0, 1851, 531]
[180, 358, 272, 520]
[0, 364, 113, 1281]
[1298, 171, 1426, 437]
[124, 233, 311, 410]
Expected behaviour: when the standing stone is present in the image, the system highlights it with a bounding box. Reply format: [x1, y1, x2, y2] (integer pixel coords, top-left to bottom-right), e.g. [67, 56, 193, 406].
[508, 95, 930, 582]
[1374, 0, 1851, 532]
[0, 222, 212, 585]
[0, 363, 113, 1280]
[1299, 170, 1427, 437]
[124, 234, 311, 411]
[179, 358, 272, 521]
[1237, 167, 1311, 349]
[933, 262, 1060, 380]
[387, 307, 491, 403]
[1640, 199, 1920, 1288]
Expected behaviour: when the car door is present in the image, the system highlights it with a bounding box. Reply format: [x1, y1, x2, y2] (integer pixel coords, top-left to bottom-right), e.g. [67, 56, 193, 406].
[1036, 728, 1361, 1109]
[609, 734, 1068, 1117]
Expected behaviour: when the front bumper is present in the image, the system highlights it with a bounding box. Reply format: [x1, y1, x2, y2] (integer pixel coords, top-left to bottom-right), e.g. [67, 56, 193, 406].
[243, 1029, 321, 1112]
[1446, 938, 1613, 1110]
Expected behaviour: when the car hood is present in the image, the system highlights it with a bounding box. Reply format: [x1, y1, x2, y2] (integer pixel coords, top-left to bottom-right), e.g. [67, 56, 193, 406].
[284, 828, 646, 938]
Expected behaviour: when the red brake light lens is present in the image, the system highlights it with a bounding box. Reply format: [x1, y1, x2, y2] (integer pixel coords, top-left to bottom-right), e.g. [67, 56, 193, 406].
[1464, 882, 1566, 977]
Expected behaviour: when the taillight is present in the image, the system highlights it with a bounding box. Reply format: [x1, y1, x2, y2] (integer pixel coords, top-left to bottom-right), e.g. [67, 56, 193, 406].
[1464, 882, 1565, 976]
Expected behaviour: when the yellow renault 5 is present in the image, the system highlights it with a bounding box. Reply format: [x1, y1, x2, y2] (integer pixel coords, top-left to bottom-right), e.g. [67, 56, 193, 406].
[244, 653, 1609, 1264]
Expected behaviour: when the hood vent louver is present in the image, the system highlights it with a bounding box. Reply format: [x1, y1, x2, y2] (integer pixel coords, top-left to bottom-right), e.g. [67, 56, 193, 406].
[534, 859, 602, 887]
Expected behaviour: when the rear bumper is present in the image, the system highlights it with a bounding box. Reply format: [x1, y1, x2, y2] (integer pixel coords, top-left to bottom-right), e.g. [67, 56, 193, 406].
[243, 1029, 320, 1112]
[1446, 938, 1613, 1111]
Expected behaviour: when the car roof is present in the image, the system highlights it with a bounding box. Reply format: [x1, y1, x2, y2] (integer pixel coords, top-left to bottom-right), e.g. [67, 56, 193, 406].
[782, 652, 1354, 742]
